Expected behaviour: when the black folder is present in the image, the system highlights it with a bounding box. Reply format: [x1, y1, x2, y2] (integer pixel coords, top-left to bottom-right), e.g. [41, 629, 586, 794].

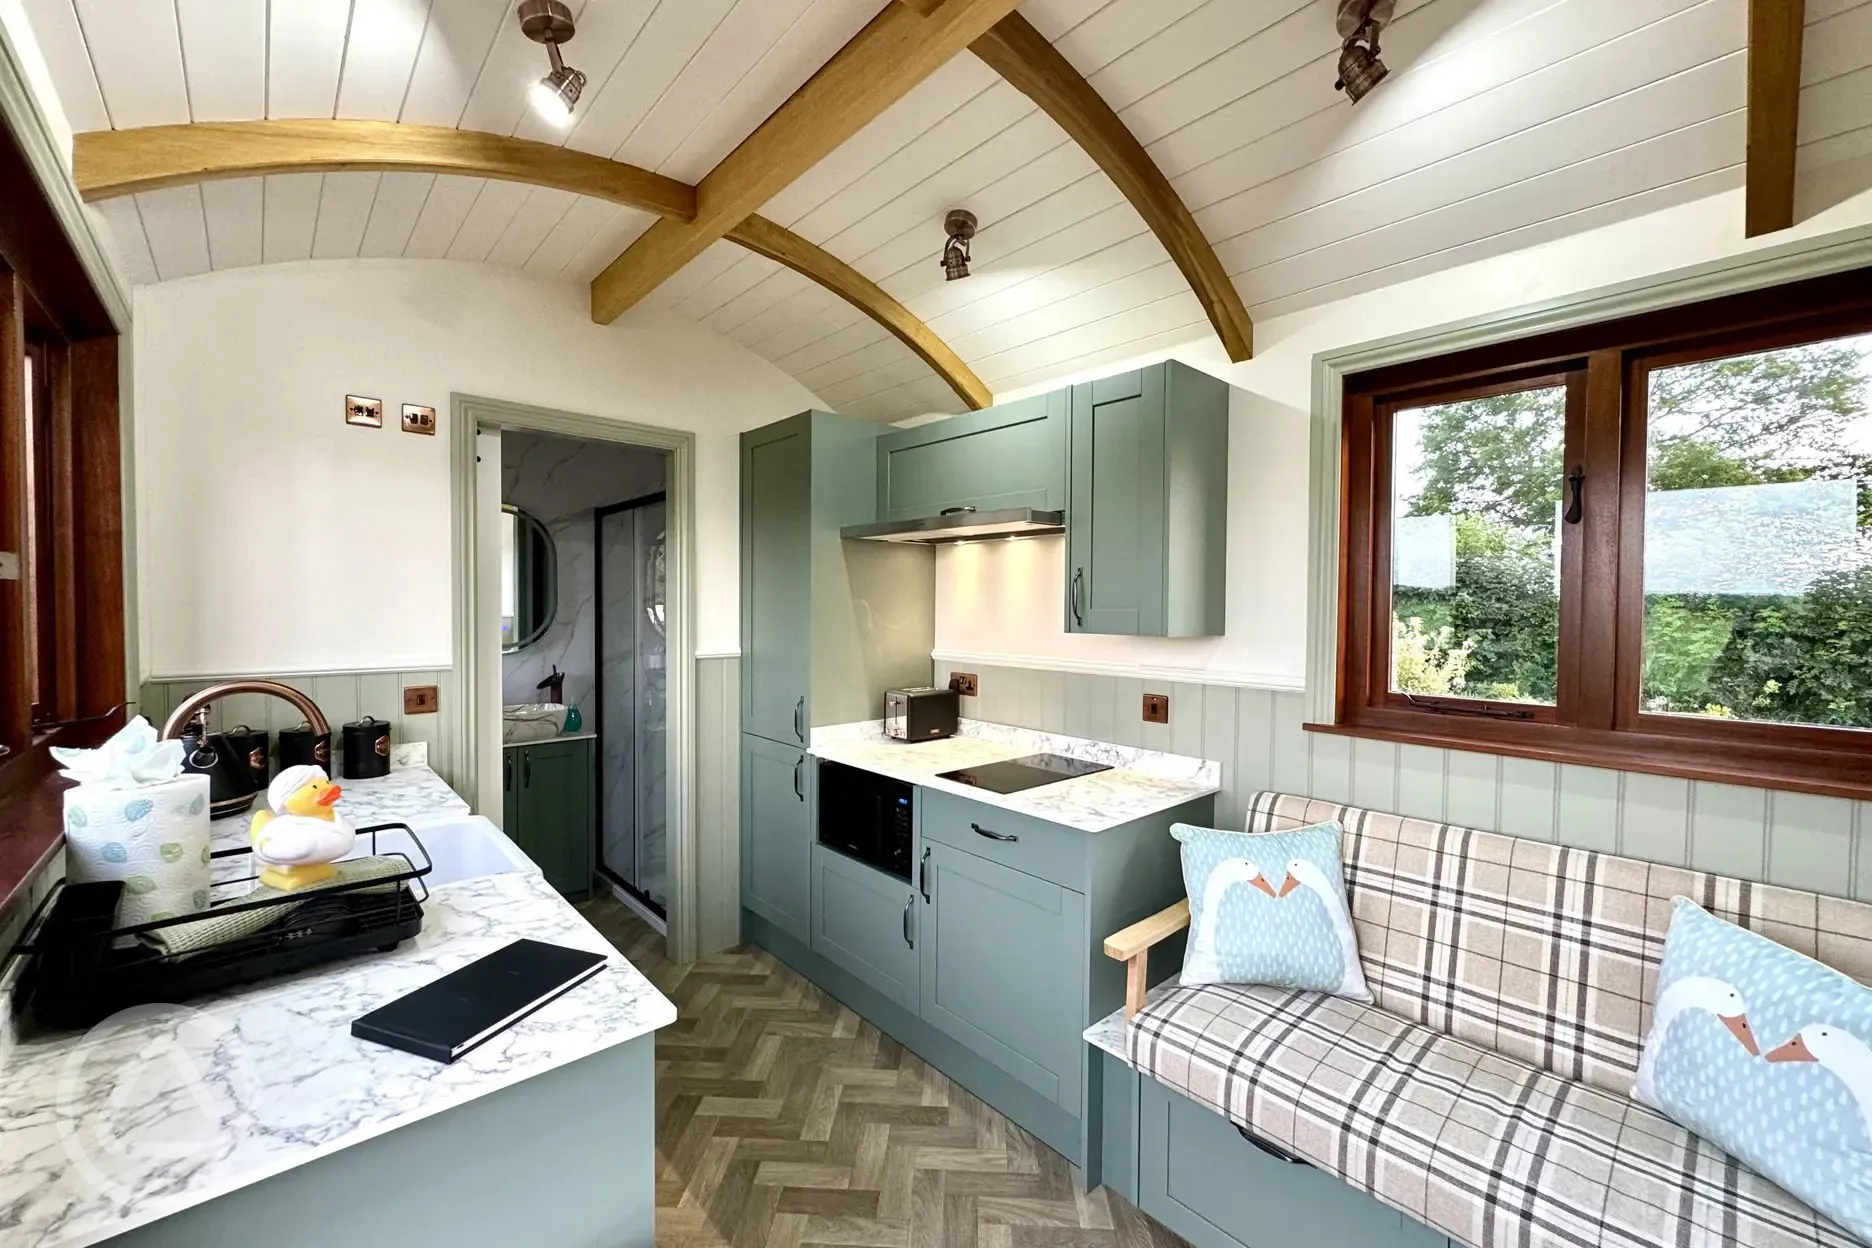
[351, 938, 608, 1063]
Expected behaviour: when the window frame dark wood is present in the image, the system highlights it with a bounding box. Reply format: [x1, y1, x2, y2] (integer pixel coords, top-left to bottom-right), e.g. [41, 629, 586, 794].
[1328, 265, 1872, 802]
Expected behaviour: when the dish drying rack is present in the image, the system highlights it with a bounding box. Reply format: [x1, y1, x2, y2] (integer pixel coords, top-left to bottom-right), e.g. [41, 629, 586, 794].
[5, 822, 434, 1033]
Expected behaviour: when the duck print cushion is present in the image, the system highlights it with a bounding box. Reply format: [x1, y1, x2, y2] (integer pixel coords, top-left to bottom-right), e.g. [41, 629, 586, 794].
[1173, 821, 1371, 1002]
[1637, 898, 1872, 1241]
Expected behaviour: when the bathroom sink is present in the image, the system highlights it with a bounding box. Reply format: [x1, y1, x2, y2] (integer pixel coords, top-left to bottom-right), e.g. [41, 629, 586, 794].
[503, 702, 568, 744]
[344, 815, 539, 887]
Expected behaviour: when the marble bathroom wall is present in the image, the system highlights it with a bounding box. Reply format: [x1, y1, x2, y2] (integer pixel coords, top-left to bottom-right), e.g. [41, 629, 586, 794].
[501, 431, 668, 716]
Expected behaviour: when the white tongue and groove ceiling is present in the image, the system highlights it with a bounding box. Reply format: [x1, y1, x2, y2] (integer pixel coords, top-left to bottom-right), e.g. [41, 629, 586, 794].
[23, 0, 1872, 421]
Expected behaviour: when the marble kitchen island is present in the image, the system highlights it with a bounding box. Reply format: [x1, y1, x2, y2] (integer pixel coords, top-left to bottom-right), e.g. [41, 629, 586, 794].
[0, 767, 675, 1248]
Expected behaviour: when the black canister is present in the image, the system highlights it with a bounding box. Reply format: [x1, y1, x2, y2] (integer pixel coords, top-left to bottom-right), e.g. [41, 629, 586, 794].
[222, 724, 270, 792]
[278, 722, 333, 775]
[342, 717, 392, 779]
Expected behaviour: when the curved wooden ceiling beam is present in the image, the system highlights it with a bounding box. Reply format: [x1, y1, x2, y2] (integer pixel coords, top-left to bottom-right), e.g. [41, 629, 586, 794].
[729, 216, 990, 410]
[68, 120, 990, 411]
[72, 119, 697, 220]
[970, 13, 1255, 362]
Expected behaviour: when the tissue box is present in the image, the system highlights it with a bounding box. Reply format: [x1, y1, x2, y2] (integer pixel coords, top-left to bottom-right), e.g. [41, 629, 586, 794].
[64, 773, 214, 929]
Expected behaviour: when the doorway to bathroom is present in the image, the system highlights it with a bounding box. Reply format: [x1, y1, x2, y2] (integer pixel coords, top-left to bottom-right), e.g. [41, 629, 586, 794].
[595, 492, 667, 920]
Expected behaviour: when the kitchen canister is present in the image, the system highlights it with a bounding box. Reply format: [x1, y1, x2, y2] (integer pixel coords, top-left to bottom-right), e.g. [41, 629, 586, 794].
[52, 717, 214, 935]
[278, 722, 333, 773]
[341, 716, 391, 779]
[224, 723, 270, 791]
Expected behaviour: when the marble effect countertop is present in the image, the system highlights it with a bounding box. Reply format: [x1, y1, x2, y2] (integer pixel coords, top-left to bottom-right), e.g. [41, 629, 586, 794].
[1084, 980, 1183, 1062]
[0, 869, 677, 1248]
[332, 761, 471, 828]
[810, 719, 1220, 833]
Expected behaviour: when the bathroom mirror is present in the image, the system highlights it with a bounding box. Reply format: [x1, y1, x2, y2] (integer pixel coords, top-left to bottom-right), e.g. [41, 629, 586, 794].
[501, 504, 557, 653]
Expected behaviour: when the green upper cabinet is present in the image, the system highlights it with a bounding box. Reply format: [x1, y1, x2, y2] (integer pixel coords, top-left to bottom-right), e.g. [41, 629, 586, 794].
[1065, 361, 1229, 637]
[874, 390, 1068, 522]
[742, 420, 813, 744]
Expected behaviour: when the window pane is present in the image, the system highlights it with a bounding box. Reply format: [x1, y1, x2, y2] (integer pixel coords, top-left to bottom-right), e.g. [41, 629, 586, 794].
[1390, 386, 1565, 703]
[1642, 333, 1872, 729]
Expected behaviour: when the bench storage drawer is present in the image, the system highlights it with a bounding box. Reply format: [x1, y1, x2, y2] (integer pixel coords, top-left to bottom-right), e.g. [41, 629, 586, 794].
[1138, 1077, 1446, 1248]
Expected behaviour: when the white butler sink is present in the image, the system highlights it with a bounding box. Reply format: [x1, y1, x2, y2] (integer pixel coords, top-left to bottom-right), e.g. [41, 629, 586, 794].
[343, 815, 539, 887]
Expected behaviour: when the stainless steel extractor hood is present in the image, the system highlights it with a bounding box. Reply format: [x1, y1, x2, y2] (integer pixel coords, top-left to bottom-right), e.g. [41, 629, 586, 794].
[841, 507, 1065, 544]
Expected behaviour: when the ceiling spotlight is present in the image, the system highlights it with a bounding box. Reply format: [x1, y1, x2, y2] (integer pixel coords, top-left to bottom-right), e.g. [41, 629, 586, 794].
[519, 0, 586, 128]
[941, 209, 977, 282]
[1334, 0, 1392, 104]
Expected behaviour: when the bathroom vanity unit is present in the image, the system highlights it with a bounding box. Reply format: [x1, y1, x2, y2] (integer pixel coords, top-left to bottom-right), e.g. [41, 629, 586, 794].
[0, 798, 675, 1248]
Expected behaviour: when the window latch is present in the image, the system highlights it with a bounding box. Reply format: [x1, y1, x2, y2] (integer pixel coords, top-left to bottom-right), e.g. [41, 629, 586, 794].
[1563, 467, 1584, 525]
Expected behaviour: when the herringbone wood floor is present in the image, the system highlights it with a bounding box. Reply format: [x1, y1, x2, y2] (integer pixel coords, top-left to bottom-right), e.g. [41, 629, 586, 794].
[577, 897, 1189, 1248]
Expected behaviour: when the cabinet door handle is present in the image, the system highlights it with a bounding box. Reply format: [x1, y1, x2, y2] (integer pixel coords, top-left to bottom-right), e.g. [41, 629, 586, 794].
[919, 847, 931, 902]
[793, 755, 805, 801]
[1235, 1124, 1310, 1167]
[504, 753, 513, 791]
[1070, 567, 1085, 626]
[971, 822, 1018, 843]
[903, 896, 915, 949]
[793, 695, 805, 743]
[522, 750, 532, 787]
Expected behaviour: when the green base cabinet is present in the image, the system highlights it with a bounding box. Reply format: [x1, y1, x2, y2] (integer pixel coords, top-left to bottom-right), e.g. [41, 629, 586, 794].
[502, 737, 595, 899]
[742, 732, 812, 943]
[811, 844, 920, 1011]
[1066, 361, 1229, 637]
[874, 390, 1068, 521]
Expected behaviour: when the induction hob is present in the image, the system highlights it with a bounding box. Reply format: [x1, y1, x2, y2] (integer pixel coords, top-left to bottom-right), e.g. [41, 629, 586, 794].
[935, 753, 1111, 795]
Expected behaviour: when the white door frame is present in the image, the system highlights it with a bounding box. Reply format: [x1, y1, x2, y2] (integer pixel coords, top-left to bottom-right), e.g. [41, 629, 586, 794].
[449, 394, 701, 961]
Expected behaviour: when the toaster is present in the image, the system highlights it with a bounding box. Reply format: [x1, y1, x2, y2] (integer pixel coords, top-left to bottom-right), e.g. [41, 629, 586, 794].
[884, 687, 959, 741]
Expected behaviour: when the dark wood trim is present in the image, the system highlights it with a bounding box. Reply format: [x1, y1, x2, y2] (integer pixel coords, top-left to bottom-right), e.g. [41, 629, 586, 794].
[1337, 262, 1872, 803]
[45, 341, 78, 722]
[0, 266, 26, 756]
[69, 335, 125, 718]
[0, 115, 113, 340]
[1746, 0, 1805, 238]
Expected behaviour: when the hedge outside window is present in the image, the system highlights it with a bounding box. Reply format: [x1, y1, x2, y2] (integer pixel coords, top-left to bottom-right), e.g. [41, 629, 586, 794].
[1331, 267, 1872, 801]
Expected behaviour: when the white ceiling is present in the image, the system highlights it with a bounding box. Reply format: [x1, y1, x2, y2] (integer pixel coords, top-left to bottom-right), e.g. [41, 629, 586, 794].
[22, 0, 1872, 420]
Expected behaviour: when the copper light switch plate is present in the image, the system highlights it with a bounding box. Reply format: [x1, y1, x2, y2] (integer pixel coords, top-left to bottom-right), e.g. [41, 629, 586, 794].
[401, 404, 437, 435]
[1142, 693, 1170, 724]
[403, 685, 440, 715]
[949, 672, 979, 697]
[345, 395, 383, 428]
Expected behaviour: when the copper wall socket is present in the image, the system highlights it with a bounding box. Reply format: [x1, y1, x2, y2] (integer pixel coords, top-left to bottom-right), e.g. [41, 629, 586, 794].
[401, 404, 437, 435]
[1142, 693, 1170, 724]
[949, 672, 979, 697]
[345, 395, 383, 428]
[403, 685, 440, 714]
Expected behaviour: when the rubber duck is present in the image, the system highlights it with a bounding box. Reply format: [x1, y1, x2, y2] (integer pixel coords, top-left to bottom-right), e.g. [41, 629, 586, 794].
[250, 764, 356, 891]
[1184, 858, 1278, 982]
[1633, 977, 1759, 1108]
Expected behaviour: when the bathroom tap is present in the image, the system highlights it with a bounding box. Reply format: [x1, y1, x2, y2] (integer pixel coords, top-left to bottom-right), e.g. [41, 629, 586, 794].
[536, 666, 566, 706]
[161, 680, 332, 741]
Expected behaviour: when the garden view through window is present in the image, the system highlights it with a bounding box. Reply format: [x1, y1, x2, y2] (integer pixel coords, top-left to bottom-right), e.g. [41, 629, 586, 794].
[1641, 334, 1872, 730]
[1389, 385, 1565, 704]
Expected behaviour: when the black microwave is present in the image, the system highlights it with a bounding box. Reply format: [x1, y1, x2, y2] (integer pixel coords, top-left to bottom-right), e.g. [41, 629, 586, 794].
[817, 760, 913, 881]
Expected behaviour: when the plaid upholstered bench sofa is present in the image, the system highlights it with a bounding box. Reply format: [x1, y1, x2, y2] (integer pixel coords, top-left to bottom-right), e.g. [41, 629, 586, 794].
[1083, 791, 1872, 1248]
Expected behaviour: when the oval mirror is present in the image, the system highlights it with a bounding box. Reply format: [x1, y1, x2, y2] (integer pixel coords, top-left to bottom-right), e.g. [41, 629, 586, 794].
[501, 504, 558, 653]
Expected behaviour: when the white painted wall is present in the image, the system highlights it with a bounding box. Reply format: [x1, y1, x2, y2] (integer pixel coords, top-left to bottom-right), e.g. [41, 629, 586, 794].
[133, 260, 823, 678]
[936, 169, 1872, 688]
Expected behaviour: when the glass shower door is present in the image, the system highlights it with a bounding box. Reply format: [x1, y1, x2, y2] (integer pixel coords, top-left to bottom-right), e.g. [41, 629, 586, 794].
[597, 495, 667, 915]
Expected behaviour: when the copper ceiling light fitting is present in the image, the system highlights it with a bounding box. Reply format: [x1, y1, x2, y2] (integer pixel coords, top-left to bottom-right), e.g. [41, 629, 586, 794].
[1334, 0, 1393, 104]
[941, 209, 977, 281]
[519, 0, 586, 127]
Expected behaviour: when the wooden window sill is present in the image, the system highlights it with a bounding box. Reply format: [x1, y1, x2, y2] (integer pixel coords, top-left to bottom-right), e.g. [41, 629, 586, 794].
[1305, 718, 1872, 804]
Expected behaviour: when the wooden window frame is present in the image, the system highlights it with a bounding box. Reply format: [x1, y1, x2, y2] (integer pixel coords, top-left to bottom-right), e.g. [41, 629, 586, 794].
[1327, 266, 1872, 802]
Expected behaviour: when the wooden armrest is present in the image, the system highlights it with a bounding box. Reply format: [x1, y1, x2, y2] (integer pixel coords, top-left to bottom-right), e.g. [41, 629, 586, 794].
[1103, 899, 1190, 1019]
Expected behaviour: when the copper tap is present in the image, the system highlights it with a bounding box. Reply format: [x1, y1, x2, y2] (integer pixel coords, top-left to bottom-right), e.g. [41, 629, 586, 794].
[160, 680, 332, 741]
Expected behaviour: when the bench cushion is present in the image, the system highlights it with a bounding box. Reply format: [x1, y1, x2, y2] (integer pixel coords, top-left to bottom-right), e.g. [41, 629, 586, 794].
[1130, 981, 1861, 1248]
[1246, 792, 1872, 1101]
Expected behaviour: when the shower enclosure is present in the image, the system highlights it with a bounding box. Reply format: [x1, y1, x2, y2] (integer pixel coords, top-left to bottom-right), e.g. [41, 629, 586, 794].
[595, 493, 667, 919]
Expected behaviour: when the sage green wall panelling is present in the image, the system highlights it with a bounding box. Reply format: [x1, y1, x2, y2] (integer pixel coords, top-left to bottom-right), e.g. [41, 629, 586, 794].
[874, 390, 1068, 523]
[139, 669, 454, 785]
[696, 656, 741, 955]
[935, 661, 1872, 902]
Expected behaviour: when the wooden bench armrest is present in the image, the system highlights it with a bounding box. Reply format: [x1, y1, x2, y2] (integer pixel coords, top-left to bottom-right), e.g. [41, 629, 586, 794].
[1103, 899, 1190, 1019]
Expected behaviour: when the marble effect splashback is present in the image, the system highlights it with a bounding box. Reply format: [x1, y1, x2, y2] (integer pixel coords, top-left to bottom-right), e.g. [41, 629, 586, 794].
[500, 430, 667, 714]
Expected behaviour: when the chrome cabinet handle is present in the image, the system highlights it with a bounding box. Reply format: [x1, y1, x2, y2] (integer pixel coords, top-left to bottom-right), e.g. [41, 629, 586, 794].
[793, 756, 805, 801]
[793, 695, 805, 743]
[971, 822, 1018, 843]
[1070, 568, 1085, 626]
[903, 896, 915, 948]
[919, 847, 931, 902]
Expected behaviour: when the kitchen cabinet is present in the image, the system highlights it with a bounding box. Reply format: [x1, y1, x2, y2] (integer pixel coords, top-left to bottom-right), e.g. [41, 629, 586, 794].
[742, 421, 812, 745]
[742, 733, 812, 943]
[920, 839, 1086, 1114]
[1066, 361, 1229, 637]
[811, 844, 919, 1011]
[503, 737, 595, 899]
[873, 390, 1068, 522]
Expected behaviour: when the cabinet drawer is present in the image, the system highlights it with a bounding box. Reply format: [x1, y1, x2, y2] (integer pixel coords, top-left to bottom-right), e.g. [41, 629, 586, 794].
[919, 788, 1086, 889]
[1139, 1079, 1445, 1248]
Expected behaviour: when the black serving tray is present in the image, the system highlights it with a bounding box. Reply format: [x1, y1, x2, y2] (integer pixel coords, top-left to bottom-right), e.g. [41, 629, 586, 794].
[6, 822, 433, 1034]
